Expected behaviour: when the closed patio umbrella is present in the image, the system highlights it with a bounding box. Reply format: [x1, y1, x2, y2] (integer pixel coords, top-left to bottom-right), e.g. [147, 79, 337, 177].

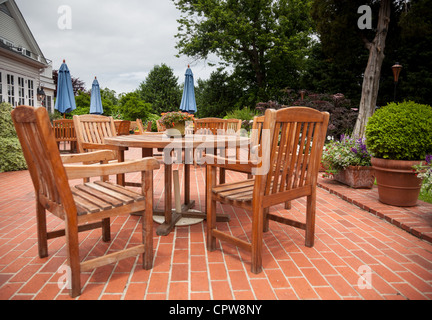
[90, 77, 103, 115]
[55, 60, 76, 115]
[179, 65, 197, 114]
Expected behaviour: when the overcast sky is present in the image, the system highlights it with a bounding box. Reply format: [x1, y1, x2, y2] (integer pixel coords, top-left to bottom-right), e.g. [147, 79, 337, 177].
[15, 0, 220, 94]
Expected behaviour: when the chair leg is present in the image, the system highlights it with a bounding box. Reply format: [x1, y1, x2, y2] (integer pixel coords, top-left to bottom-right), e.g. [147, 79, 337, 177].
[65, 220, 81, 298]
[305, 193, 316, 248]
[251, 206, 263, 274]
[101, 218, 110, 242]
[36, 200, 48, 258]
[142, 171, 154, 270]
[206, 166, 217, 251]
[263, 207, 270, 232]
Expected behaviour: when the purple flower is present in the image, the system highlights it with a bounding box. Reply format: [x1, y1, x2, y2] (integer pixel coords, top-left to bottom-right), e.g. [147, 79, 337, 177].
[351, 147, 358, 154]
[426, 154, 432, 165]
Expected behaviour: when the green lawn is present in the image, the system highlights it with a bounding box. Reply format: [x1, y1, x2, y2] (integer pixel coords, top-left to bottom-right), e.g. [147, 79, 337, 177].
[419, 187, 432, 204]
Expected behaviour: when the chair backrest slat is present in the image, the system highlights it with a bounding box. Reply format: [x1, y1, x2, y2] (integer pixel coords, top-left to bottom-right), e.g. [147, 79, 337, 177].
[225, 119, 242, 135]
[12, 106, 75, 211]
[74, 115, 117, 153]
[194, 118, 226, 135]
[257, 107, 329, 201]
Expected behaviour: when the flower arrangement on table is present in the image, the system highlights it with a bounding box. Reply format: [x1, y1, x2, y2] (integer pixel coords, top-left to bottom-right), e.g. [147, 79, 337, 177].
[158, 111, 195, 129]
[321, 135, 372, 178]
[413, 155, 432, 196]
[158, 111, 195, 136]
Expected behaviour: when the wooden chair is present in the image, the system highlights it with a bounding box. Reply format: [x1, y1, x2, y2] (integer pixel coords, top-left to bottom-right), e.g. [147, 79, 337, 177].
[117, 120, 131, 135]
[156, 120, 166, 132]
[194, 117, 226, 135]
[224, 118, 242, 135]
[206, 107, 329, 273]
[53, 119, 77, 153]
[73, 114, 133, 186]
[11, 105, 160, 297]
[136, 118, 152, 134]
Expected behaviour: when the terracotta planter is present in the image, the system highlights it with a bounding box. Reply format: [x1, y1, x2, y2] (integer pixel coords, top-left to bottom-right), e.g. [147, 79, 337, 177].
[334, 166, 375, 189]
[371, 157, 422, 207]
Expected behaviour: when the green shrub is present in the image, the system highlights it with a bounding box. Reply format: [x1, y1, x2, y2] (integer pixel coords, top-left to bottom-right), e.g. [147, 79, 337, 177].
[146, 113, 161, 132]
[0, 137, 27, 172]
[0, 102, 27, 172]
[365, 101, 432, 160]
[224, 107, 259, 131]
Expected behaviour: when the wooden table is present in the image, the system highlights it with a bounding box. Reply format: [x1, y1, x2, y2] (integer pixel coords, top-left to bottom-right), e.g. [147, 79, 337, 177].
[104, 133, 249, 236]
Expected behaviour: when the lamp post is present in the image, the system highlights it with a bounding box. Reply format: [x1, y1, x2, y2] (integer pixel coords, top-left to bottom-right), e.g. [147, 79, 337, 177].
[299, 90, 306, 101]
[37, 87, 46, 107]
[392, 62, 402, 101]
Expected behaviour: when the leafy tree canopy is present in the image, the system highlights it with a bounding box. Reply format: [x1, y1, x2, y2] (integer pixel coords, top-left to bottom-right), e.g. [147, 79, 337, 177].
[173, 0, 314, 104]
[137, 63, 182, 114]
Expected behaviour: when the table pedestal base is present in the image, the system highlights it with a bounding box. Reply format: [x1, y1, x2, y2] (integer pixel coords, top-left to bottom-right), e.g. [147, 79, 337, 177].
[153, 200, 230, 236]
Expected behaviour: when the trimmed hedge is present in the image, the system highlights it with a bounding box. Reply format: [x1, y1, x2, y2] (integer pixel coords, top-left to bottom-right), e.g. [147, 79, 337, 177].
[0, 103, 27, 172]
[365, 101, 432, 160]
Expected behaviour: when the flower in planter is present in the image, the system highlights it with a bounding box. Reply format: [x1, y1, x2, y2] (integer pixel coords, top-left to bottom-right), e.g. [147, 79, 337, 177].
[413, 155, 432, 195]
[158, 111, 195, 129]
[321, 135, 372, 178]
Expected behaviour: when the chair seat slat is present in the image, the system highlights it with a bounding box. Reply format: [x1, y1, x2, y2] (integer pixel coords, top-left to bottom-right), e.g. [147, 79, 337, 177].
[74, 185, 122, 208]
[83, 182, 136, 204]
[94, 181, 145, 201]
[72, 192, 104, 215]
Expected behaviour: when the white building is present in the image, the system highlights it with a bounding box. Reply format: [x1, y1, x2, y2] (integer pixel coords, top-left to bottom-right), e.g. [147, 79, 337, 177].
[0, 0, 55, 113]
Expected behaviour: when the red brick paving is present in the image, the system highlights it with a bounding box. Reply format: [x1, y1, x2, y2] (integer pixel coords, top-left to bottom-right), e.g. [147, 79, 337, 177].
[0, 148, 431, 300]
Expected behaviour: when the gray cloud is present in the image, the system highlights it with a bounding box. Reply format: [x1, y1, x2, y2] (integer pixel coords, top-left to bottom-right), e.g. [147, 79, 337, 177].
[15, 0, 220, 94]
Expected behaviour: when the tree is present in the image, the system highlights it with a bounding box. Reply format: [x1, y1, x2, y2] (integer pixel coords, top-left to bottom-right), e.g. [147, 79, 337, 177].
[137, 64, 182, 114]
[353, 0, 392, 138]
[195, 69, 242, 118]
[52, 70, 86, 96]
[118, 92, 152, 121]
[173, 0, 313, 104]
[312, 0, 403, 138]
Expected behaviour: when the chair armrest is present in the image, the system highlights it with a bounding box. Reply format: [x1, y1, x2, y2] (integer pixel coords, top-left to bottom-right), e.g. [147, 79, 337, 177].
[205, 154, 258, 173]
[61, 150, 117, 164]
[81, 142, 126, 152]
[64, 157, 160, 180]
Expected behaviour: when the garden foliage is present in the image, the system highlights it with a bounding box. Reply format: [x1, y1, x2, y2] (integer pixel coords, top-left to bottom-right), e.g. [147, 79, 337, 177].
[0, 103, 27, 172]
[365, 101, 432, 160]
[321, 135, 371, 176]
[256, 90, 357, 139]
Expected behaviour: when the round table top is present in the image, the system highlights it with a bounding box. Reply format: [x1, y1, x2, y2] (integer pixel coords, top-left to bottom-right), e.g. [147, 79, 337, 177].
[104, 133, 250, 149]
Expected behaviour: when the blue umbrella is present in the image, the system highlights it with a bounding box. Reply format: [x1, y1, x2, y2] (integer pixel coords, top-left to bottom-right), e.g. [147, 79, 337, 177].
[54, 60, 76, 114]
[90, 77, 103, 115]
[179, 65, 197, 114]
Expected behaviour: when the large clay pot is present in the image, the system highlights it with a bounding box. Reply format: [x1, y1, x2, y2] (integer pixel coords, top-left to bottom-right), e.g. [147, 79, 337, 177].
[334, 166, 375, 189]
[371, 157, 422, 207]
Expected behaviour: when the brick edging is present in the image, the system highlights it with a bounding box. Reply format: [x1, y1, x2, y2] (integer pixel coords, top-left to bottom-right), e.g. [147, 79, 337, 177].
[317, 182, 432, 244]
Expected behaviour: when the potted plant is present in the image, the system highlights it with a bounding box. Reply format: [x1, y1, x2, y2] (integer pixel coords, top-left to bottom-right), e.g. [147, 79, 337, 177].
[365, 101, 432, 206]
[158, 111, 195, 136]
[321, 135, 374, 188]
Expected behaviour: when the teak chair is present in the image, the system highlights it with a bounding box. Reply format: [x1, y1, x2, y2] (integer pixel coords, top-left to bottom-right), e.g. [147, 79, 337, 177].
[156, 120, 166, 132]
[11, 106, 160, 297]
[52, 119, 77, 153]
[194, 117, 226, 135]
[73, 114, 133, 186]
[136, 118, 152, 134]
[224, 118, 242, 135]
[117, 120, 131, 136]
[206, 107, 329, 273]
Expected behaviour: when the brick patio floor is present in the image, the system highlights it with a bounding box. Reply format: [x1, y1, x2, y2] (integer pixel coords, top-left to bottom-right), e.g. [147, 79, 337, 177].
[0, 148, 431, 300]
